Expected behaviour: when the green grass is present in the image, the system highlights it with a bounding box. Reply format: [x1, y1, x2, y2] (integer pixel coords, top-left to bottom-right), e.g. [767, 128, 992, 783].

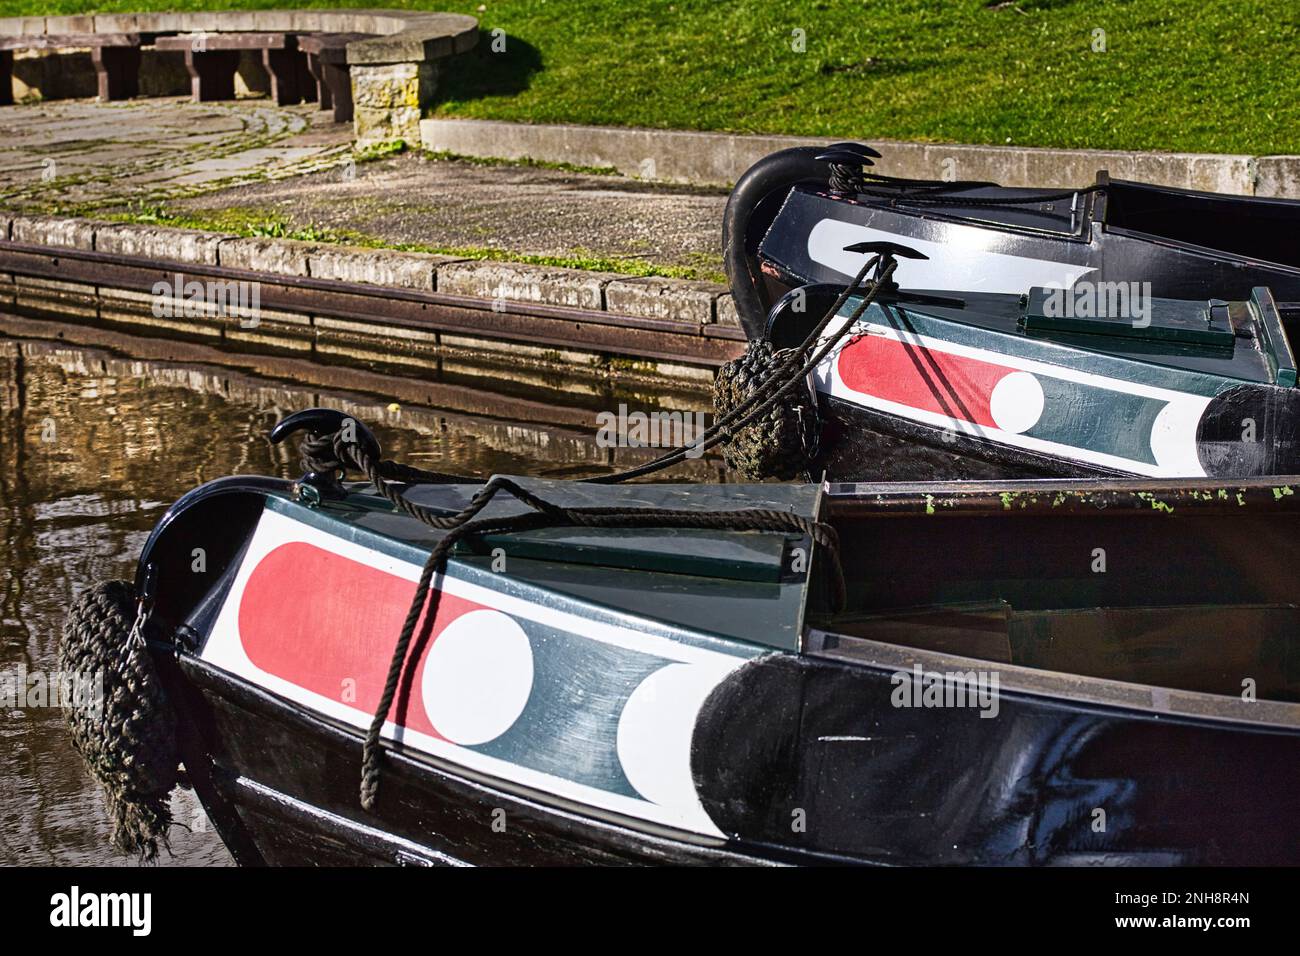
[422, 149, 622, 178]
[4, 0, 1296, 154]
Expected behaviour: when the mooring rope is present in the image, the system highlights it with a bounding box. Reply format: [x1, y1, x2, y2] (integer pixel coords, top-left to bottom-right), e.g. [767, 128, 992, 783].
[585, 255, 895, 483]
[353, 475, 844, 811]
[301, 252, 895, 810]
[824, 157, 1106, 208]
[304, 255, 894, 491]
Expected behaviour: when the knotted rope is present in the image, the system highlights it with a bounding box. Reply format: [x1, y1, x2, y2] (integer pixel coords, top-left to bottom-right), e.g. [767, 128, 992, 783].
[299, 256, 894, 810]
[59, 580, 178, 861]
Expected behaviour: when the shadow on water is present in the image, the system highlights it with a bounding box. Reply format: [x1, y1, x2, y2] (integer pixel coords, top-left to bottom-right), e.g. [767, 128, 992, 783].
[0, 315, 719, 866]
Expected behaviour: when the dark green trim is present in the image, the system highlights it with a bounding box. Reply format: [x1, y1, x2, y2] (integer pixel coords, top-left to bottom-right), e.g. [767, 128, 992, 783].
[1252, 287, 1298, 388]
[261, 494, 774, 656]
[1021, 288, 1235, 349]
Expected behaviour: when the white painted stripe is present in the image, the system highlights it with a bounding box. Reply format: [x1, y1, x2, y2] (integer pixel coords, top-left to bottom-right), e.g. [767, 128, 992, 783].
[807, 218, 1096, 293]
[815, 320, 1210, 477]
[202, 507, 746, 837]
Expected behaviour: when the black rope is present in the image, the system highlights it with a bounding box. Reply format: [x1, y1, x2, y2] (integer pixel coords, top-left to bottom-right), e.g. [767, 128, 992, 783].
[860, 172, 997, 191]
[294, 254, 893, 811]
[355, 475, 844, 811]
[831, 166, 998, 195]
[301, 432, 467, 487]
[311, 255, 894, 493]
[586, 255, 896, 483]
[824, 157, 1105, 208]
[828, 163, 864, 195]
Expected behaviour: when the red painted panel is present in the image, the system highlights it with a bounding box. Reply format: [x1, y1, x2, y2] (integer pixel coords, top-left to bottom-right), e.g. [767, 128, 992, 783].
[836, 333, 1014, 427]
[238, 541, 486, 735]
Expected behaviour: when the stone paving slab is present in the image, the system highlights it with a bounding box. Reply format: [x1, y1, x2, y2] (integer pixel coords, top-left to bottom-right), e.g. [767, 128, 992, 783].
[175, 151, 728, 276]
[0, 98, 352, 210]
[0, 99, 728, 277]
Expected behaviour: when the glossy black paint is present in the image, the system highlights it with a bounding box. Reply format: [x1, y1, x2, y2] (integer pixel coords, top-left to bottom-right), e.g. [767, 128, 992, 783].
[728, 148, 1300, 481]
[723, 146, 835, 338]
[139, 473, 1300, 866]
[746, 180, 1300, 334]
[135, 475, 288, 623]
[693, 653, 1300, 865]
[157, 652, 775, 866]
[1198, 382, 1300, 476]
[817, 396, 1100, 481]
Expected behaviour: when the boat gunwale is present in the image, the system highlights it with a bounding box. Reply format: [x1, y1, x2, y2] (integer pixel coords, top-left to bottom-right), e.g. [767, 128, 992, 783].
[823, 474, 1300, 517]
[166, 647, 788, 863]
[807, 628, 1300, 731]
[789, 183, 1099, 244]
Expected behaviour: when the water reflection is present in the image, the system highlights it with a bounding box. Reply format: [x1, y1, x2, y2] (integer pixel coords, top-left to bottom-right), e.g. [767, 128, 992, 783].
[0, 328, 718, 865]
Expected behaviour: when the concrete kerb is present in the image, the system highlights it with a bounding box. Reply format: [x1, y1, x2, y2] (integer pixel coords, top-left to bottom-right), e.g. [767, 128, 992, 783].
[0, 215, 740, 380]
[2, 216, 731, 320]
[1257, 157, 1300, 200]
[419, 118, 1299, 198]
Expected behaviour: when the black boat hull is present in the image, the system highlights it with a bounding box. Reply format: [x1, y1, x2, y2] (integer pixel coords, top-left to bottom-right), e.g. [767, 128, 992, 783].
[818, 395, 1075, 481]
[724, 148, 1300, 482]
[129, 469, 1300, 866]
[154, 631, 1300, 866]
[159, 654, 776, 866]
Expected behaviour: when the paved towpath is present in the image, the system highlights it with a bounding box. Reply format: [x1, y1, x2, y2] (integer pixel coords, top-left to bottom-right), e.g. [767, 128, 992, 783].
[0, 99, 727, 276]
[0, 98, 350, 210]
[174, 151, 728, 275]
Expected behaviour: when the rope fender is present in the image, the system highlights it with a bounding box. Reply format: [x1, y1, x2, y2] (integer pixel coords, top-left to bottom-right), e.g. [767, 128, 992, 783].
[59, 580, 179, 861]
[712, 339, 820, 480]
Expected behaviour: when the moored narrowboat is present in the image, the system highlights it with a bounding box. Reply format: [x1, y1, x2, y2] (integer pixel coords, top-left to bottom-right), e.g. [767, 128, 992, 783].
[762, 265, 1300, 481]
[726, 144, 1300, 340]
[717, 147, 1300, 482]
[62, 411, 1300, 866]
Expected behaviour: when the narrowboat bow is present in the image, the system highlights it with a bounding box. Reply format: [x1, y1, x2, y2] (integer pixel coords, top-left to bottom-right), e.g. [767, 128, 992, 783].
[727, 144, 1300, 339]
[718, 147, 1300, 482]
[63, 411, 1300, 865]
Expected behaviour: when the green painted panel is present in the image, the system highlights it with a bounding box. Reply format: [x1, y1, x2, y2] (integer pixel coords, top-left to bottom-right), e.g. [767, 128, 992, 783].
[455, 527, 796, 583]
[1021, 288, 1236, 348]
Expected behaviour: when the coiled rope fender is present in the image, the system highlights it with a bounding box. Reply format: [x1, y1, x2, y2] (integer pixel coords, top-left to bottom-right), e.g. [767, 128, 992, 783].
[707, 255, 896, 481]
[59, 580, 179, 861]
[712, 340, 819, 480]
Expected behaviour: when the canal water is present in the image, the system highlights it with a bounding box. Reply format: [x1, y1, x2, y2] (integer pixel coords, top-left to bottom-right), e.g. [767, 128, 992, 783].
[0, 320, 718, 865]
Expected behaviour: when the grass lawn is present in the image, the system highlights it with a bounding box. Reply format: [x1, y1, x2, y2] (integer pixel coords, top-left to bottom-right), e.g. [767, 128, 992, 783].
[3, 0, 1296, 154]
